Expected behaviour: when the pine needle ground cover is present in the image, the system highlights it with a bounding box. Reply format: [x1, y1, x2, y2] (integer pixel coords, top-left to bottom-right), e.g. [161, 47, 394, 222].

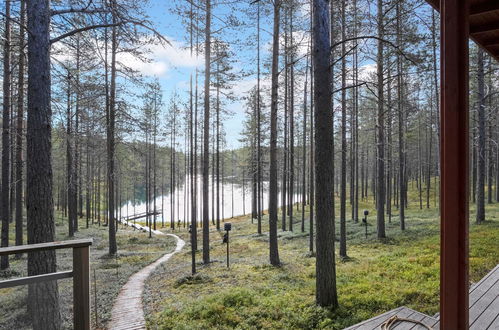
[145, 199, 499, 329]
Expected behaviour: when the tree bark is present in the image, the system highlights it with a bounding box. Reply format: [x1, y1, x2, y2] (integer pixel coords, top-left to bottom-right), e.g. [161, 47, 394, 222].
[1, 0, 12, 270]
[376, 0, 386, 238]
[66, 70, 77, 237]
[202, 0, 211, 264]
[15, 0, 26, 258]
[107, 3, 118, 255]
[26, 0, 61, 327]
[476, 48, 485, 224]
[339, 0, 347, 259]
[313, 0, 338, 308]
[396, 2, 405, 231]
[269, 0, 281, 267]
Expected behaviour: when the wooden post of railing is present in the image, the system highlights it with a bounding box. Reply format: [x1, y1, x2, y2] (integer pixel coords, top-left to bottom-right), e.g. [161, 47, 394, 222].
[0, 239, 92, 330]
[73, 245, 90, 330]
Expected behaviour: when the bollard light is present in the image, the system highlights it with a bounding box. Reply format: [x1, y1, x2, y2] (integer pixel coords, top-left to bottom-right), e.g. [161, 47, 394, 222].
[224, 223, 232, 268]
[363, 210, 369, 239]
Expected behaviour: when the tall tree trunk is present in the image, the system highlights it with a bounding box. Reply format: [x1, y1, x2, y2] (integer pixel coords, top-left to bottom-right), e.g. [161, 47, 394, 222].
[339, 0, 347, 259]
[256, 0, 262, 235]
[313, 0, 338, 308]
[353, 0, 359, 223]
[202, 0, 211, 264]
[288, 3, 295, 232]
[309, 52, 314, 253]
[66, 71, 76, 237]
[26, 0, 61, 327]
[301, 57, 308, 233]
[1, 0, 12, 270]
[153, 92, 157, 231]
[189, 0, 197, 274]
[376, 0, 386, 239]
[487, 62, 493, 205]
[386, 64, 392, 222]
[476, 48, 485, 224]
[75, 38, 81, 227]
[107, 3, 118, 255]
[15, 0, 26, 257]
[282, 13, 288, 232]
[269, 0, 281, 266]
[397, 2, 405, 231]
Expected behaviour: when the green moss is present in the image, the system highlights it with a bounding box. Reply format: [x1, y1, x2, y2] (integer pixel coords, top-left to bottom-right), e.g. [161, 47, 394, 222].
[145, 181, 499, 329]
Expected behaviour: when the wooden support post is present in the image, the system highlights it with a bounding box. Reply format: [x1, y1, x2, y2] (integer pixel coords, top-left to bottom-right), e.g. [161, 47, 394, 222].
[440, 0, 469, 328]
[73, 246, 90, 330]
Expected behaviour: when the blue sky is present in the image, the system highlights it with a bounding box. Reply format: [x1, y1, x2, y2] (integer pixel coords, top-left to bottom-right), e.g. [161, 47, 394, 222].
[130, 0, 274, 150]
[132, 1, 437, 149]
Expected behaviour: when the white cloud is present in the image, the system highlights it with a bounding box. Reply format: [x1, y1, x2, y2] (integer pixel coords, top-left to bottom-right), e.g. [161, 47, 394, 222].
[117, 38, 203, 78]
[52, 36, 202, 78]
[358, 63, 377, 81]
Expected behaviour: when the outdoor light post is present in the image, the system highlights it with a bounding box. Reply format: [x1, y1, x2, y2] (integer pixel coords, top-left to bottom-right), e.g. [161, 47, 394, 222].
[362, 210, 369, 239]
[224, 223, 232, 268]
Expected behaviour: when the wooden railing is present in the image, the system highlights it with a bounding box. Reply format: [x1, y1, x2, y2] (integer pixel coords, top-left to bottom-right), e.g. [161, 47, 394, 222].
[0, 238, 93, 330]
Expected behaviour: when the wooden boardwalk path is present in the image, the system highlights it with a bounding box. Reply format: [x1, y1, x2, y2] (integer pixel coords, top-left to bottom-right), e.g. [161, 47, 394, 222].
[108, 232, 185, 330]
[346, 264, 499, 329]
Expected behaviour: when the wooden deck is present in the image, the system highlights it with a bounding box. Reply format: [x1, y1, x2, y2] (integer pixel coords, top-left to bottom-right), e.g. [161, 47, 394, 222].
[345, 264, 499, 329]
[344, 307, 438, 330]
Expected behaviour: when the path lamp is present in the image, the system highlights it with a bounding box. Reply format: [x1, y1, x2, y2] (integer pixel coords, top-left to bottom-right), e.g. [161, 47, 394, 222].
[224, 223, 232, 268]
[362, 210, 369, 239]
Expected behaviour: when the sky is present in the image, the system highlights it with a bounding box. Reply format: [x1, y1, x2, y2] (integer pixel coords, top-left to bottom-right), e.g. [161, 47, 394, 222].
[120, 0, 271, 150]
[121, 0, 436, 149]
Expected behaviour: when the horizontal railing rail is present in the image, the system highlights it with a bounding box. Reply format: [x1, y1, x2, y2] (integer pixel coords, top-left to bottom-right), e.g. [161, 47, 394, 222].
[0, 238, 92, 330]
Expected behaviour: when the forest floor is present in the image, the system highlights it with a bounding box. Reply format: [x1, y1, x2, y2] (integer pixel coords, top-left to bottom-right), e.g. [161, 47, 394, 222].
[144, 190, 499, 329]
[0, 211, 176, 330]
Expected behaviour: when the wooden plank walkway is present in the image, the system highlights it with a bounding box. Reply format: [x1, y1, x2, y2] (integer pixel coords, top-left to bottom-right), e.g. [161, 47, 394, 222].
[108, 232, 185, 330]
[345, 264, 499, 329]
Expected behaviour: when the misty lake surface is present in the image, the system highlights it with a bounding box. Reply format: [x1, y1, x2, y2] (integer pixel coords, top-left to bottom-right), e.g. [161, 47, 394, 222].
[120, 175, 301, 224]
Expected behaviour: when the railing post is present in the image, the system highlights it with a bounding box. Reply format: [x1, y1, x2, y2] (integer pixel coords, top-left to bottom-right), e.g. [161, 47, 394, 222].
[73, 246, 90, 330]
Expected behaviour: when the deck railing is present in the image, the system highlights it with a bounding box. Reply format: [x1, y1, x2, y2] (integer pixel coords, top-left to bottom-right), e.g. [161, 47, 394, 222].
[0, 238, 93, 330]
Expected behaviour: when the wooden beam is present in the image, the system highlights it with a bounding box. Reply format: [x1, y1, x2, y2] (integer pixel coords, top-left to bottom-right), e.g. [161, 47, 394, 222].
[426, 0, 440, 10]
[0, 239, 92, 256]
[73, 246, 90, 330]
[471, 21, 499, 34]
[428, 0, 499, 16]
[440, 1, 470, 329]
[470, 0, 499, 16]
[0, 271, 73, 289]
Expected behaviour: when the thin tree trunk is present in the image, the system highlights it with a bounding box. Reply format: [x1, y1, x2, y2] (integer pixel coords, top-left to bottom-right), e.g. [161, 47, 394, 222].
[15, 0, 26, 257]
[269, 0, 281, 266]
[202, 0, 211, 264]
[288, 3, 295, 232]
[376, 0, 386, 239]
[66, 71, 76, 238]
[476, 48, 485, 224]
[256, 0, 262, 234]
[189, 0, 197, 274]
[397, 2, 405, 231]
[301, 57, 309, 233]
[107, 3, 118, 255]
[339, 0, 347, 259]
